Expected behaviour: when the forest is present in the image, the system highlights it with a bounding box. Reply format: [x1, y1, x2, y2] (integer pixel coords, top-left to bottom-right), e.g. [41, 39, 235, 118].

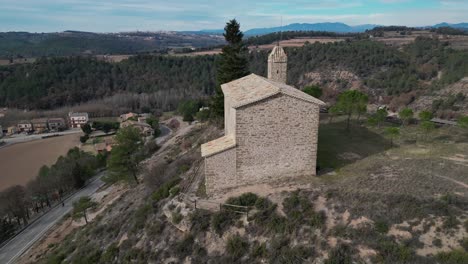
[0, 37, 467, 112]
[0, 31, 224, 59]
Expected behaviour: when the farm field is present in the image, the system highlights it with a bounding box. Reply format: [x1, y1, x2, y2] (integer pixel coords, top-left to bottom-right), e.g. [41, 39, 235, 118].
[0, 133, 80, 191]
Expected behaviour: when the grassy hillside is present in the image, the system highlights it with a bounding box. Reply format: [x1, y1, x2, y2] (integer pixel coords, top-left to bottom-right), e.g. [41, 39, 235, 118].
[26, 117, 468, 264]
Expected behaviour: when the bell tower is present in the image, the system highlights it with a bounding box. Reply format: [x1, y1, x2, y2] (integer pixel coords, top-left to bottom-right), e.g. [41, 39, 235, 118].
[267, 45, 287, 83]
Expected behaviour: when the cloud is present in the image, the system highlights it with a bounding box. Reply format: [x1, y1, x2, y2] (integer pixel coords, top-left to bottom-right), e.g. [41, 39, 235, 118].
[0, 0, 466, 32]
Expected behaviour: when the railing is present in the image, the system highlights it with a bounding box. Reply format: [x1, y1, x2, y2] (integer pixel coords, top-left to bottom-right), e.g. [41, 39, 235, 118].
[179, 159, 202, 193]
[179, 193, 251, 216]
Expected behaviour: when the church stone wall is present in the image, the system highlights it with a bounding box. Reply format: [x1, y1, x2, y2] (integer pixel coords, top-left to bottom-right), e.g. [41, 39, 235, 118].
[235, 94, 319, 185]
[204, 147, 237, 195]
[204, 94, 320, 196]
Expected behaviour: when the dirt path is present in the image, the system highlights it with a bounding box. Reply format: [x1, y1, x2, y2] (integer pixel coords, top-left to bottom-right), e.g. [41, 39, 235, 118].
[0, 134, 81, 191]
[433, 175, 468, 189]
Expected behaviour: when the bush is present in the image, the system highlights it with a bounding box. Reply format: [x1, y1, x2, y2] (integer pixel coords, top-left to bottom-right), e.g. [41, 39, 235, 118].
[443, 215, 460, 230]
[460, 237, 468, 251]
[282, 191, 326, 231]
[325, 243, 353, 264]
[132, 204, 151, 231]
[226, 234, 249, 259]
[172, 211, 183, 224]
[433, 238, 443, 247]
[250, 241, 267, 259]
[226, 192, 258, 207]
[174, 234, 195, 259]
[147, 219, 165, 237]
[151, 178, 181, 202]
[190, 209, 212, 233]
[436, 249, 468, 264]
[375, 220, 390, 234]
[211, 210, 236, 236]
[375, 239, 413, 263]
[79, 134, 89, 143]
[268, 236, 314, 263]
[100, 243, 119, 263]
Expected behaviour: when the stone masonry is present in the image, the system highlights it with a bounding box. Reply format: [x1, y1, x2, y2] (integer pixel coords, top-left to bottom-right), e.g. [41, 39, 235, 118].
[201, 45, 325, 196]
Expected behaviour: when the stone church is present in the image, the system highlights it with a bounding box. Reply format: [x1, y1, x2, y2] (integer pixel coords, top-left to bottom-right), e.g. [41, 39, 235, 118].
[201, 46, 325, 196]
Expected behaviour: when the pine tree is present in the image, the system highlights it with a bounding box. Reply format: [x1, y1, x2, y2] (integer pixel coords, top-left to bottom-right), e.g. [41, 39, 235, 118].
[211, 19, 250, 118]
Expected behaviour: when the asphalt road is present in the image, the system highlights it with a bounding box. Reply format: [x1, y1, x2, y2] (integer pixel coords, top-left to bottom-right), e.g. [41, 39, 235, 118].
[0, 172, 106, 264]
[0, 125, 171, 263]
[1, 129, 83, 146]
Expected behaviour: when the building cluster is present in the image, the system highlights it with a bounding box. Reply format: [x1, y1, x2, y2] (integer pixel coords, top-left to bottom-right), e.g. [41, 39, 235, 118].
[119, 112, 154, 137]
[3, 112, 89, 136]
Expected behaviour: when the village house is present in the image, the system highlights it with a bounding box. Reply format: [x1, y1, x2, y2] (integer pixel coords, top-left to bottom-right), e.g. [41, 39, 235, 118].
[31, 118, 49, 133]
[7, 126, 17, 135]
[201, 46, 325, 196]
[17, 120, 33, 133]
[120, 120, 154, 137]
[69, 112, 89, 128]
[119, 112, 138, 122]
[48, 117, 66, 131]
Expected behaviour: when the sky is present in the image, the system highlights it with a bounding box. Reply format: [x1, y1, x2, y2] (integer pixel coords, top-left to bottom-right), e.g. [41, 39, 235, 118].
[0, 0, 467, 33]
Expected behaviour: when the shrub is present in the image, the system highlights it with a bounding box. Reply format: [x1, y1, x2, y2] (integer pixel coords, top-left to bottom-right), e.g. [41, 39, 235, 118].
[174, 234, 195, 259]
[283, 191, 325, 231]
[132, 204, 151, 231]
[250, 241, 267, 259]
[443, 215, 460, 230]
[46, 253, 66, 264]
[169, 186, 180, 197]
[147, 220, 165, 237]
[211, 210, 236, 236]
[436, 249, 468, 264]
[172, 211, 183, 224]
[226, 234, 249, 259]
[226, 192, 258, 207]
[151, 178, 181, 202]
[375, 220, 390, 234]
[100, 243, 119, 263]
[79, 134, 89, 143]
[190, 209, 211, 233]
[375, 239, 413, 263]
[433, 238, 443, 247]
[325, 243, 353, 264]
[460, 237, 468, 251]
[268, 236, 314, 263]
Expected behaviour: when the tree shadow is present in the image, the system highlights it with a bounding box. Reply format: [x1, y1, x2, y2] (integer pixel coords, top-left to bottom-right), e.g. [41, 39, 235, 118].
[317, 121, 391, 173]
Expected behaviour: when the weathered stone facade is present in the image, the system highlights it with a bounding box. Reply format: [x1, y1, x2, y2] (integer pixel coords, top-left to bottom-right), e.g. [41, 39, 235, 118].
[201, 46, 324, 196]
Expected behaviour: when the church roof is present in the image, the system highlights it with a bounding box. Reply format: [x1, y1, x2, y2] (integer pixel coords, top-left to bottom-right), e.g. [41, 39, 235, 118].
[221, 73, 325, 109]
[201, 135, 236, 157]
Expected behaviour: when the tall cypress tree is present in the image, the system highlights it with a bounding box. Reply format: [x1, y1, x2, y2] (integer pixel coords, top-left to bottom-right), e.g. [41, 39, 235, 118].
[211, 19, 250, 118]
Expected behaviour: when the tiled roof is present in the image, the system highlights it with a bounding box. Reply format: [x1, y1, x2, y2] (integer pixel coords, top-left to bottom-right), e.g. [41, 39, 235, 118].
[201, 135, 236, 157]
[221, 74, 325, 108]
[69, 112, 89, 118]
[31, 118, 48, 123]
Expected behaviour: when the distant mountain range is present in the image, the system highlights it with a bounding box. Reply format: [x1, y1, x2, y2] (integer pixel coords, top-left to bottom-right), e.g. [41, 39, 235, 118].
[191, 22, 468, 36]
[433, 22, 468, 29]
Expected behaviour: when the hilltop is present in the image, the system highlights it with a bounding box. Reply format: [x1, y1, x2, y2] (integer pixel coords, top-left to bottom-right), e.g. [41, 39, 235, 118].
[17, 115, 468, 263]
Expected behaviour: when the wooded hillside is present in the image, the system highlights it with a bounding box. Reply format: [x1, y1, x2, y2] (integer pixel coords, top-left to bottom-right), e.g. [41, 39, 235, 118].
[0, 37, 467, 111]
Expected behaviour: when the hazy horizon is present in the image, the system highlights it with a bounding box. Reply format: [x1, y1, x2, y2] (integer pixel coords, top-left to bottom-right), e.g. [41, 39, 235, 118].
[0, 0, 467, 33]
